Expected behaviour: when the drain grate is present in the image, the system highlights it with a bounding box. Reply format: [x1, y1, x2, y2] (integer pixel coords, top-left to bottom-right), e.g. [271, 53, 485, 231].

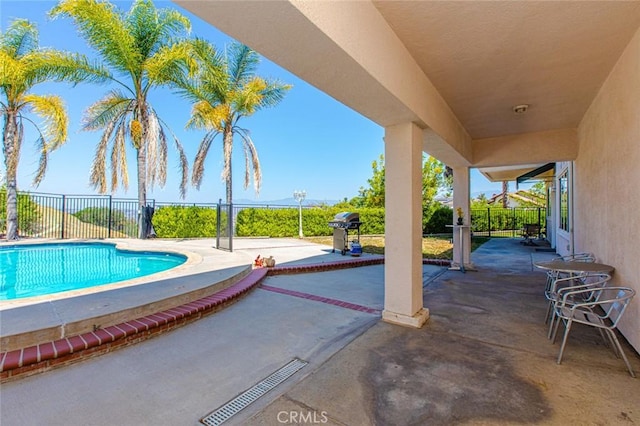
[200, 358, 308, 426]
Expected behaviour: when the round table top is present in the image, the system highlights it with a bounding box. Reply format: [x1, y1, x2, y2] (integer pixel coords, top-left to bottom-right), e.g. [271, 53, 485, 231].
[534, 260, 615, 274]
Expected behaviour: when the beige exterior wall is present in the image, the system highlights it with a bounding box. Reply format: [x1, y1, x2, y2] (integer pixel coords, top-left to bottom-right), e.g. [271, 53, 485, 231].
[575, 27, 640, 352]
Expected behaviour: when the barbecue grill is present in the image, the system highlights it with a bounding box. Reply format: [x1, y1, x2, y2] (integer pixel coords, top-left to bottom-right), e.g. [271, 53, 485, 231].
[328, 212, 362, 255]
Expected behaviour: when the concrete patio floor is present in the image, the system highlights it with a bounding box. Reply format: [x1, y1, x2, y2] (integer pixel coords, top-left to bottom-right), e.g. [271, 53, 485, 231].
[1, 238, 639, 425]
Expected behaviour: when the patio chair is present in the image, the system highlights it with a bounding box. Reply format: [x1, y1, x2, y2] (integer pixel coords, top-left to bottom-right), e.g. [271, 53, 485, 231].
[552, 286, 636, 377]
[543, 252, 596, 320]
[545, 273, 611, 337]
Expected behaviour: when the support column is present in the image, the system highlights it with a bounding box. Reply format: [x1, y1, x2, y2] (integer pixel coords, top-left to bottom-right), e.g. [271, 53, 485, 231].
[382, 122, 429, 328]
[452, 167, 473, 270]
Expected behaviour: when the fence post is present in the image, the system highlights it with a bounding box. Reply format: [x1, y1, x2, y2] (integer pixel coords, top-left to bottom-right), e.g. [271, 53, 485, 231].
[107, 195, 113, 238]
[216, 199, 221, 249]
[60, 194, 66, 239]
[487, 208, 491, 238]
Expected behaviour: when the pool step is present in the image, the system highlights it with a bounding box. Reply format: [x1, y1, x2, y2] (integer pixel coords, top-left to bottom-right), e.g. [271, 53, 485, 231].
[1, 267, 268, 382]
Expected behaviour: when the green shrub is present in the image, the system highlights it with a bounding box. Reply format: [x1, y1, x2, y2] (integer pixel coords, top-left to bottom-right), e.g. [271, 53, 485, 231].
[0, 190, 41, 236]
[235, 207, 385, 237]
[73, 206, 135, 235]
[423, 206, 453, 234]
[153, 205, 218, 238]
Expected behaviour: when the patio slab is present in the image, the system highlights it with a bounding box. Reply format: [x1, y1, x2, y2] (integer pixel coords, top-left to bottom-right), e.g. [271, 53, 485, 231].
[245, 239, 640, 426]
[1, 238, 639, 425]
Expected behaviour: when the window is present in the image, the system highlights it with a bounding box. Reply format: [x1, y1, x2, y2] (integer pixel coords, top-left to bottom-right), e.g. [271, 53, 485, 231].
[559, 171, 569, 231]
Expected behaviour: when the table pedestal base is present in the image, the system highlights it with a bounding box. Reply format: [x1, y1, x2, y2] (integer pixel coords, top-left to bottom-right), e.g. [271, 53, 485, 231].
[448, 262, 477, 273]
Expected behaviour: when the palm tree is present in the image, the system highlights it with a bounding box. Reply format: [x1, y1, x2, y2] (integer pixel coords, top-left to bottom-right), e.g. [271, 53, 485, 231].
[1, 19, 108, 240]
[166, 39, 290, 205]
[50, 0, 194, 238]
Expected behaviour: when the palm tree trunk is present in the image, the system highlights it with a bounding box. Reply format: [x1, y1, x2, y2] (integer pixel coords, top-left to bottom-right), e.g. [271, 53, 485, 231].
[3, 112, 20, 240]
[136, 104, 148, 239]
[223, 127, 233, 206]
[502, 181, 508, 209]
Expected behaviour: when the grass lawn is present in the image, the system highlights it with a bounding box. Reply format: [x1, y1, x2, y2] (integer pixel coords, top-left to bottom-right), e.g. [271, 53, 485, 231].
[303, 235, 489, 259]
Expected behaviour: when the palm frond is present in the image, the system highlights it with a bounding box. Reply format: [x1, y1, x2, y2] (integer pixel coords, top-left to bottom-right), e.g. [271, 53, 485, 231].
[0, 19, 37, 58]
[156, 116, 188, 198]
[146, 110, 160, 187]
[186, 101, 227, 131]
[110, 123, 129, 192]
[258, 79, 292, 109]
[50, 0, 139, 74]
[32, 132, 48, 187]
[233, 76, 267, 116]
[191, 131, 217, 189]
[126, 0, 190, 60]
[90, 124, 111, 193]
[23, 49, 111, 87]
[145, 40, 197, 85]
[156, 125, 168, 188]
[235, 127, 261, 194]
[21, 93, 68, 149]
[227, 42, 259, 89]
[82, 90, 132, 131]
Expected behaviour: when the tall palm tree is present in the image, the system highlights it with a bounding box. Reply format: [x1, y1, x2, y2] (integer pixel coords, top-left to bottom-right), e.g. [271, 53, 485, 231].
[50, 0, 193, 238]
[1, 19, 108, 240]
[166, 39, 290, 205]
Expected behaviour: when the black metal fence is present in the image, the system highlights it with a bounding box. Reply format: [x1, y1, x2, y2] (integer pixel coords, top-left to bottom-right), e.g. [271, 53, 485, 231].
[0, 190, 302, 241]
[2, 190, 546, 241]
[471, 207, 546, 238]
[0, 191, 147, 239]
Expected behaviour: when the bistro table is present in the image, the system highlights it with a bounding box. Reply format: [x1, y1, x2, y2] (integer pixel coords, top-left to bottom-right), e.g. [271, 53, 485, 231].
[534, 260, 615, 275]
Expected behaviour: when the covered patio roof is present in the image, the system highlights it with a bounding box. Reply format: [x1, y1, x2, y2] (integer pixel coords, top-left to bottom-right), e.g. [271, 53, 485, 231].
[175, 1, 640, 168]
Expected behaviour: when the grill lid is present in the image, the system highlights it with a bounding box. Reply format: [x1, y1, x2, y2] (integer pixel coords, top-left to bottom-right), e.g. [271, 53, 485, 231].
[331, 212, 359, 223]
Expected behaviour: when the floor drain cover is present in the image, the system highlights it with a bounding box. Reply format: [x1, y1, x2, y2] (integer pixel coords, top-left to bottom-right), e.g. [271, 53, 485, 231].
[200, 358, 308, 426]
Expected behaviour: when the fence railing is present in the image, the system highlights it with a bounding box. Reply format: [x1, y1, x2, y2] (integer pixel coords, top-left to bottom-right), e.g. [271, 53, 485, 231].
[471, 207, 546, 238]
[2, 190, 546, 241]
[0, 191, 150, 239]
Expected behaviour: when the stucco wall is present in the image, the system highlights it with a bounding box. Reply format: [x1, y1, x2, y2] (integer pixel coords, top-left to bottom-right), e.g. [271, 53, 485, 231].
[576, 26, 640, 353]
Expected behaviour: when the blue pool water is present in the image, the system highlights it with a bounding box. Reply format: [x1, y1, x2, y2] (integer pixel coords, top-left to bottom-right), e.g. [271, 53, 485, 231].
[0, 243, 186, 300]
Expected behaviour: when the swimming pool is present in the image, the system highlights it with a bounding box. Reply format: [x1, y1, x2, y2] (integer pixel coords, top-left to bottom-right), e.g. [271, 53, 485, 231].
[0, 242, 186, 300]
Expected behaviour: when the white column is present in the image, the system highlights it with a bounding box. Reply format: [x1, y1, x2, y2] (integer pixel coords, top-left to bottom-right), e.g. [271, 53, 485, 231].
[382, 122, 429, 328]
[452, 167, 472, 269]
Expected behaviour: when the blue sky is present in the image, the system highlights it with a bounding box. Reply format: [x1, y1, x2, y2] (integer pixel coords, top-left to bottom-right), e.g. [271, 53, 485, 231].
[1, 0, 506, 204]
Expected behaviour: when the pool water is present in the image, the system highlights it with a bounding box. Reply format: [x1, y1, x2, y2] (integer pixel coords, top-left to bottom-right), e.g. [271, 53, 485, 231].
[0, 243, 186, 300]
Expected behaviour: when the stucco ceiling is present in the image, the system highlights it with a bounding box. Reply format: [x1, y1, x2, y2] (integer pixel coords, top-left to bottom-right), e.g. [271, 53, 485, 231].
[372, 1, 640, 140]
[175, 0, 640, 172]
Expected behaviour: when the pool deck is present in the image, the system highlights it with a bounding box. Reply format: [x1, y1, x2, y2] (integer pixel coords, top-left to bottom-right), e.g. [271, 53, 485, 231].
[1, 238, 640, 425]
[1, 238, 409, 376]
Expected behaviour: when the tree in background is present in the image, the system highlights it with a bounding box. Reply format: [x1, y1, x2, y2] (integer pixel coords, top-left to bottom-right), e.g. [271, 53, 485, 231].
[1, 18, 107, 240]
[354, 154, 385, 208]
[51, 0, 193, 238]
[351, 154, 449, 229]
[162, 39, 290, 205]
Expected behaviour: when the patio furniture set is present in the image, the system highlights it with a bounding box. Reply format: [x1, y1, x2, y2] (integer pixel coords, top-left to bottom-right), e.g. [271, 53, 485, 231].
[534, 253, 637, 378]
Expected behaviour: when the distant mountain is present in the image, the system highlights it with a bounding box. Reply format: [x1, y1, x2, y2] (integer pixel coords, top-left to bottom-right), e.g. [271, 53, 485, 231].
[233, 197, 339, 206]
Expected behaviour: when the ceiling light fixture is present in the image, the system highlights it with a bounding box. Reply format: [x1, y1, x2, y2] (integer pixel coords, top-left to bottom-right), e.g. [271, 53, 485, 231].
[513, 104, 529, 114]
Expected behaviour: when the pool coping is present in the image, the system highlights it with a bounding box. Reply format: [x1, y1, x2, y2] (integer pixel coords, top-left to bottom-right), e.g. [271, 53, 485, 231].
[0, 257, 450, 382]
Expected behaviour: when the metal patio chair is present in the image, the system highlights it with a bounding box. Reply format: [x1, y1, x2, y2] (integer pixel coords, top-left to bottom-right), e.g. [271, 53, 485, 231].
[552, 286, 636, 377]
[543, 252, 596, 322]
[545, 273, 611, 338]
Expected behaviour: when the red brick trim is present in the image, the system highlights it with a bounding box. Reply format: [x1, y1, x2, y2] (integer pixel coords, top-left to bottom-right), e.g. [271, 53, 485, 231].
[1, 255, 449, 382]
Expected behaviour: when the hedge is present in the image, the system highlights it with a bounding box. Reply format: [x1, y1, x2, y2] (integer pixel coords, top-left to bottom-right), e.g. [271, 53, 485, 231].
[149, 205, 463, 238]
[153, 205, 218, 238]
[236, 207, 385, 237]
